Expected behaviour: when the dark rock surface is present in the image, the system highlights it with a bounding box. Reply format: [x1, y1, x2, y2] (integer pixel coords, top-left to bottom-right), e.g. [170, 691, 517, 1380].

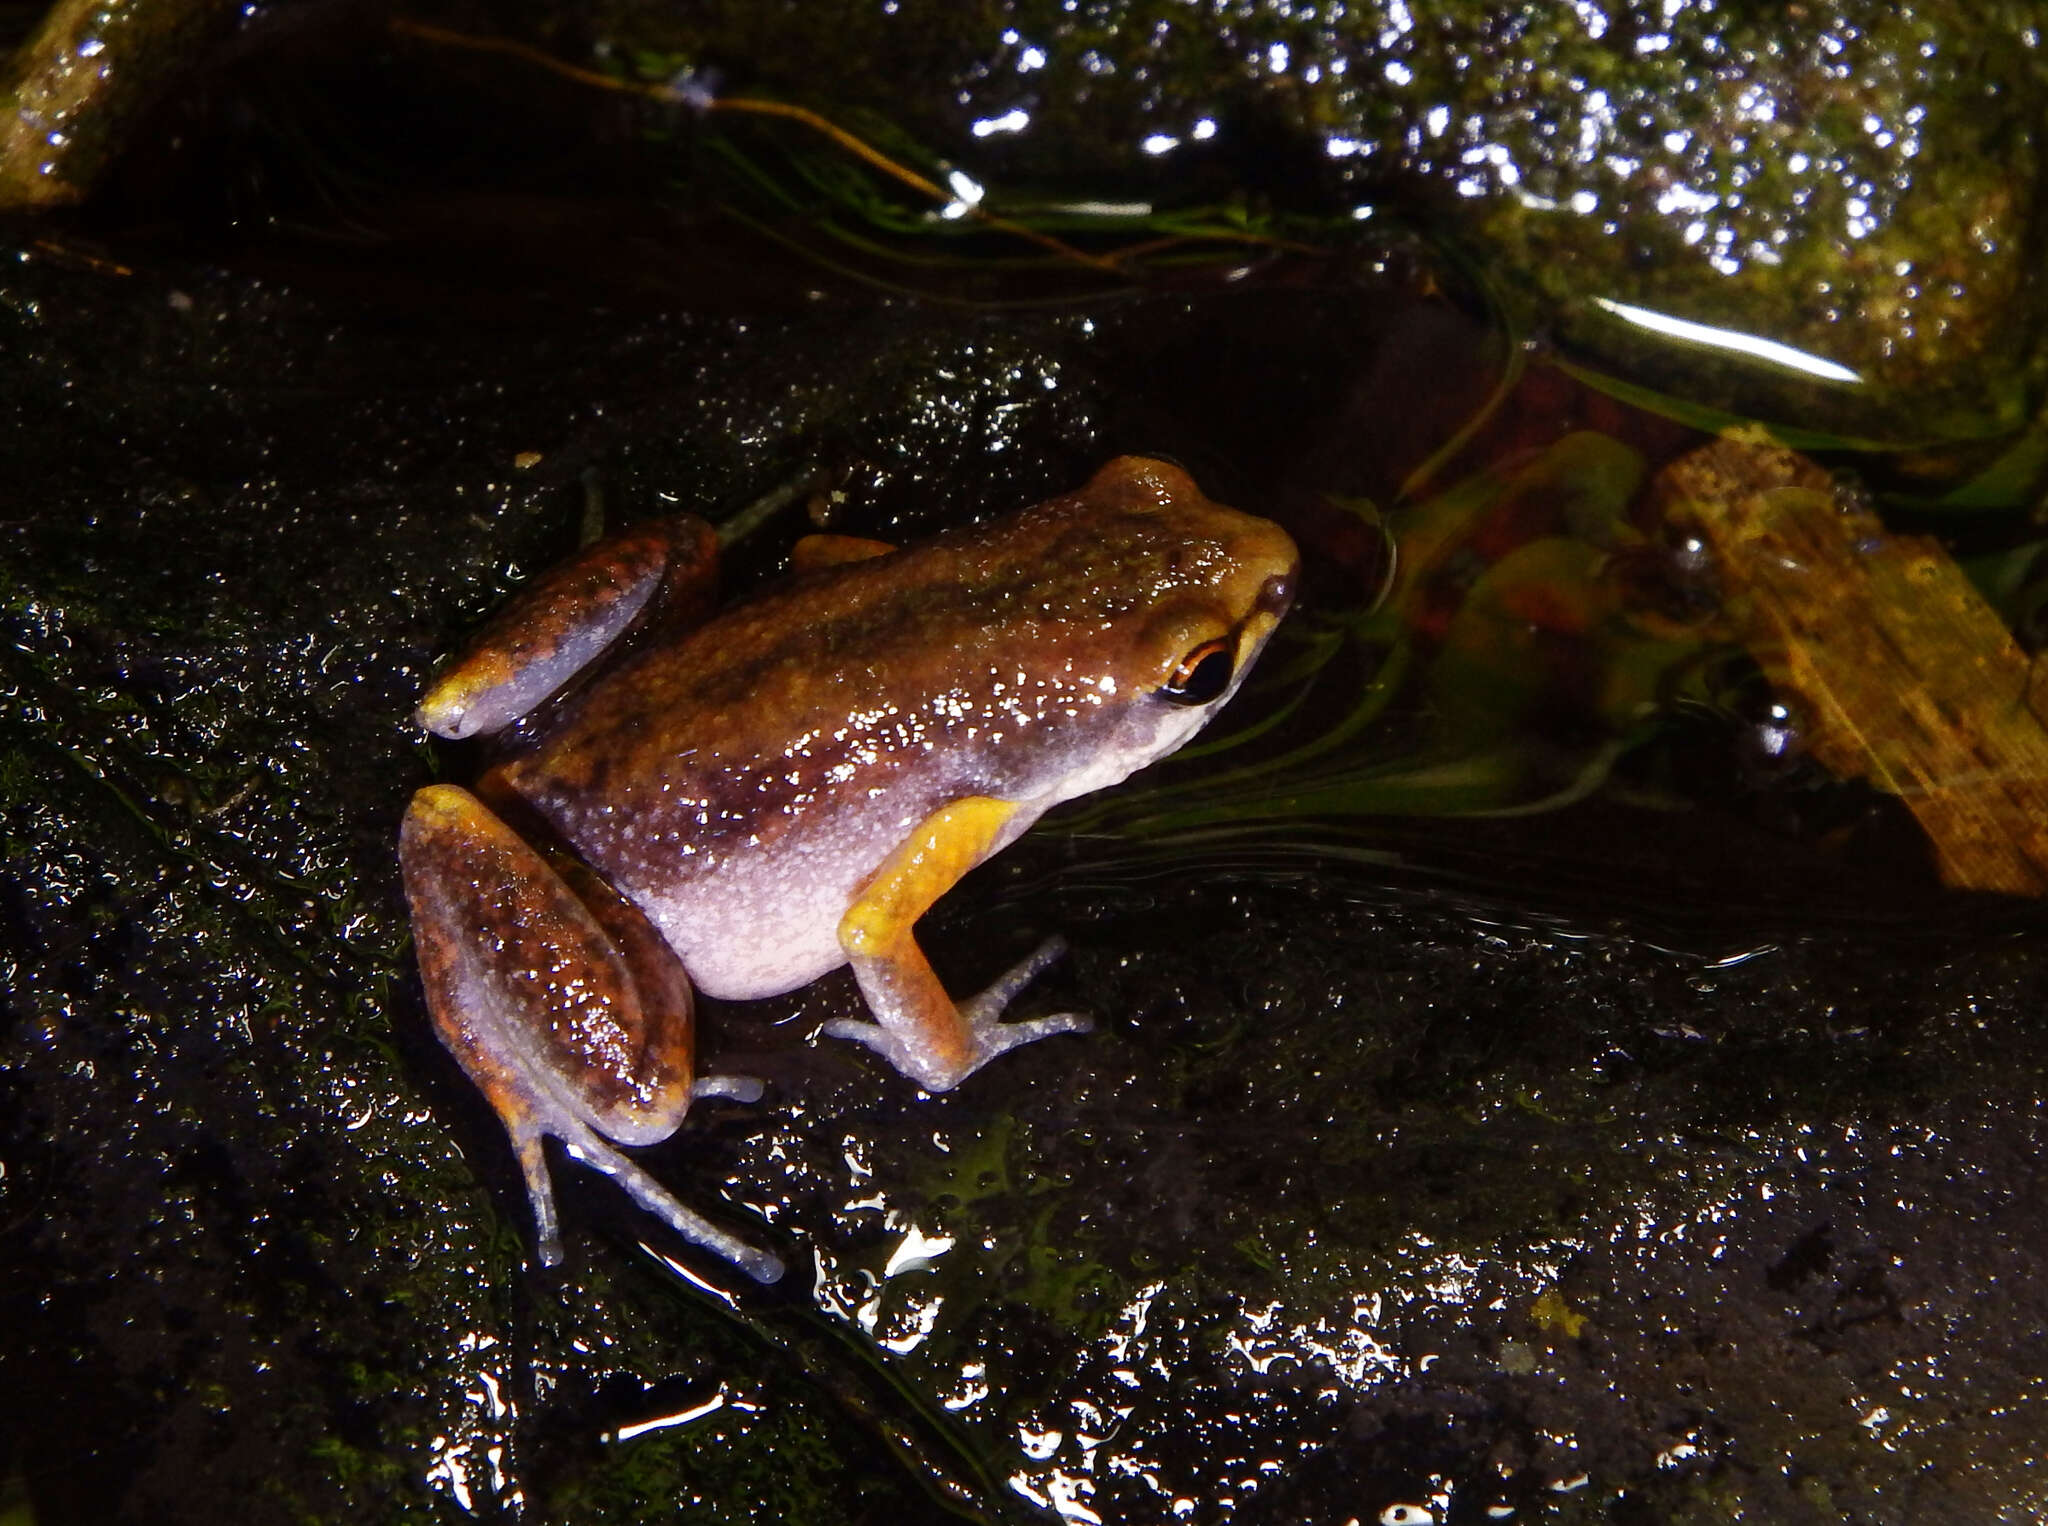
[4, 230, 2047, 1525]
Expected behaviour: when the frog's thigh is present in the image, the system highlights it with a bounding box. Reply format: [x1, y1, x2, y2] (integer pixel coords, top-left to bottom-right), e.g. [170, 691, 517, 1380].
[401, 785, 780, 1280]
[835, 796, 1083, 1092]
[417, 514, 718, 739]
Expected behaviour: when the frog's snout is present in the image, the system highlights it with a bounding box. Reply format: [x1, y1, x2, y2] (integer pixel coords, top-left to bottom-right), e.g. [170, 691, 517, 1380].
[1254, 566, 1298, 621]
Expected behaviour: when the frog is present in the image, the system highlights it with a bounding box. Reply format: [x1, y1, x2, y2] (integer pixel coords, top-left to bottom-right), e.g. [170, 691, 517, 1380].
[398, 456, 1298, 1283]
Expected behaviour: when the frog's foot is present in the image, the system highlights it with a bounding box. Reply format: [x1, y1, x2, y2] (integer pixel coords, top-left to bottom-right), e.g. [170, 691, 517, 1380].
[499, 1103, 784, 1283]
[824, 934, 1091, 1093]
[557, 1129, 785, 1285]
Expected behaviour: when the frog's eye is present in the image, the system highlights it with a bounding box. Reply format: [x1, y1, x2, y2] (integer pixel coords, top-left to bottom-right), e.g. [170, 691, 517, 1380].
[1160, 638, 1235, 706]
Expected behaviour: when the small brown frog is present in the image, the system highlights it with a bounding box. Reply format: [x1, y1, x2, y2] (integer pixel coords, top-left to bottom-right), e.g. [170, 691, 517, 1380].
[400, 457, 1297, 1280]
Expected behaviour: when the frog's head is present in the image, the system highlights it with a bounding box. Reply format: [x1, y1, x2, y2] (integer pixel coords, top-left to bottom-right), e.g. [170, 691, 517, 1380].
[1000, 455, 1299, 809]
[1096, 453, 1296, 705]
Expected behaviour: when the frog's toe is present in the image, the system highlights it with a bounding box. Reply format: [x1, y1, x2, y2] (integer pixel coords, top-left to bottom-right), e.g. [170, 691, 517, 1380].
[692, 1074, 766, 1104]
[959, 935, 1094, 1064]
[509, 1122, 567, 1269]
[966, 1007, 1093, 1063]
[820, 1016, 919, 1077]
[960, 933, 1070, 1025]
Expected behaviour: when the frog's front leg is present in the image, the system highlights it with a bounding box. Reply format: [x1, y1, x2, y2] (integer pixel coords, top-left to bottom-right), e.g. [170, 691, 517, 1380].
[824, 797, 1091, 1092]
[400, 784, 783, 1282]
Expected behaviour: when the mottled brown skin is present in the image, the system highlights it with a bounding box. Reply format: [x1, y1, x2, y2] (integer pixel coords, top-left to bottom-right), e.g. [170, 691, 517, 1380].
[418, 516, 720, 741]
[401, 457, 1298, 1277]
[485, 461, 1296, 965]
[402, 786, 689, 1124]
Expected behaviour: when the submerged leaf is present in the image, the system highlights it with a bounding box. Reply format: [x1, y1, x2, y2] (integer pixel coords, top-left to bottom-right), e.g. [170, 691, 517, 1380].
[1663, 433, 2048, 895]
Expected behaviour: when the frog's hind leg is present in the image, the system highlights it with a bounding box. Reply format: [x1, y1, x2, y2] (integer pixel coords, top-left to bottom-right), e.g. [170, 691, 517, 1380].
[826, 796, 1091, 1093]
[416, 515, 720, 740]
[400, 784, 783, 1282]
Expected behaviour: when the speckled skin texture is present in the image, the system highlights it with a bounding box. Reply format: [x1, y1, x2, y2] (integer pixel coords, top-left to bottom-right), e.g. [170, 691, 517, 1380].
[402, 456, 1295, 1273]
[484, 457, 1298, 999]
[418, 517, 718, 740]
[400, 784, 695, 1140]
